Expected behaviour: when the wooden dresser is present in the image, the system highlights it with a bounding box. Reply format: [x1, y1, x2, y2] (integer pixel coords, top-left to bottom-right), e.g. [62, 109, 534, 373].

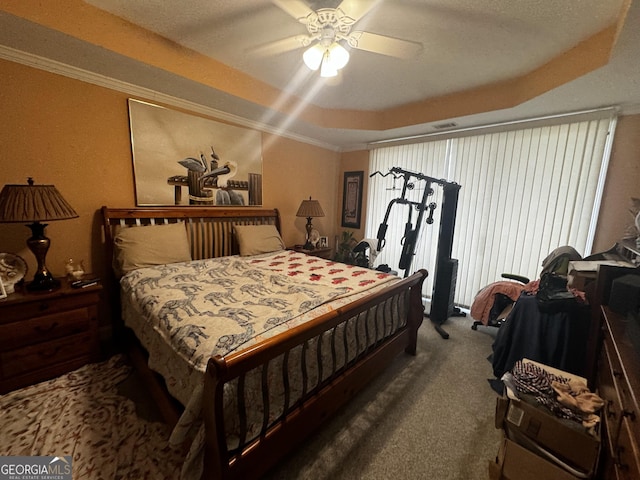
[597, 304, 640, 479]
[590, 240, 640, 479]
[0, 279, 102, 393]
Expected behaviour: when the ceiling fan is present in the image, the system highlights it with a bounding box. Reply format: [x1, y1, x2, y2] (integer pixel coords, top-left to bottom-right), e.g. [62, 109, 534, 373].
[254, 0, 423, 77]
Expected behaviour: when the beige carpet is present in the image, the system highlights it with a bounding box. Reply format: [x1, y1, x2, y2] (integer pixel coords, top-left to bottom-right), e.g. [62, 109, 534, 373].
[266, 316, 503, 479]
[0, 317, 501, 480]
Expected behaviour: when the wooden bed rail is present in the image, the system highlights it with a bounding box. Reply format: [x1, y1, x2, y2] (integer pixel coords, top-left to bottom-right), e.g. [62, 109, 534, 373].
[202, 269, 428, 480]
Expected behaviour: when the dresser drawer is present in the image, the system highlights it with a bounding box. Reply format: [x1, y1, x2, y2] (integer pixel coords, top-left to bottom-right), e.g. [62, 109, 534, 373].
[0, 308, 91, 350]
[603, 316, 639, 432]
[613, 417, 640, 480]
[600, 339, 624, 453]
[0, 332, 93, 379]
[0, 289, 100, 324]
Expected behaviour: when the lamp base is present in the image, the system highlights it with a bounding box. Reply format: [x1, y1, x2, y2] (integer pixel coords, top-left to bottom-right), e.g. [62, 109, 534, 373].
[27, 273, 60, 292]
[303, 217, 315, 250]
[25, 221, 61, 292]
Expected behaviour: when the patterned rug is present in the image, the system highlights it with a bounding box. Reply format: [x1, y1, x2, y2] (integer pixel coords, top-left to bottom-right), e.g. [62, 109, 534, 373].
[0, 355, 184, 479]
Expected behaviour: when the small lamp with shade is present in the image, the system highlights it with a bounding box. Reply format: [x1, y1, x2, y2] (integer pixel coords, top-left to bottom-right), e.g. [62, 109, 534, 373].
[0, 178, 78, 292]
[296, 197, 325, 250]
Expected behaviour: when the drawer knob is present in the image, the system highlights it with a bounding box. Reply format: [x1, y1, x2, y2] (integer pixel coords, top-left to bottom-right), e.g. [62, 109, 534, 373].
[39, 347, 61, 358]
[34, 322, 59, 334]
[38, 303, 50, 311]
[615, 445, 628, 470]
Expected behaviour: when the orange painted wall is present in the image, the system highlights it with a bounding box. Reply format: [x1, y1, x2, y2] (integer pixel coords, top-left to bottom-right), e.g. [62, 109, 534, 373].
[0, 59, 340, 332]
[261, 133, 340, 247]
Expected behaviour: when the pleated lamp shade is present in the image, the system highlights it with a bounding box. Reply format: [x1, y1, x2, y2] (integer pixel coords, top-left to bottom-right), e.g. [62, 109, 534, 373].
[296, 198, 325, 219]
[0, 179, 78, 223]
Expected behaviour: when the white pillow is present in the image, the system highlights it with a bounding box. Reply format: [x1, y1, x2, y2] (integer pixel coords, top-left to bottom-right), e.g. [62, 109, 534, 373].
[234, 224, 285, 256]
[113, 222, 192, 276]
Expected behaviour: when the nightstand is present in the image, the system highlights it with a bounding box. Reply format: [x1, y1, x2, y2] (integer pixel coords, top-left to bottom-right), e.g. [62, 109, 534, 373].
[291, 246, 333, 260]
[0, 279, 102, 393]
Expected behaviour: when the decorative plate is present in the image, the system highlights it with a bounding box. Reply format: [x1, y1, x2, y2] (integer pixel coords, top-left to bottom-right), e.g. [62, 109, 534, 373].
[310, 229, 320, 247]
[0, 253, 27, 288]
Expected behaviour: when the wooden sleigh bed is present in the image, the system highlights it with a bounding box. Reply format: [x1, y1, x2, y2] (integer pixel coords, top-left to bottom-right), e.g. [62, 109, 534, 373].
[101, 206, 428, 480]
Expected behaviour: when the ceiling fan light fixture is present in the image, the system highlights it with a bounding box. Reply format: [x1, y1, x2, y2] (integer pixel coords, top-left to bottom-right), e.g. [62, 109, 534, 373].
[303, 43, 325, 71]
[303, 32, 349, 77]
[320, 57, 338, 77]
[326, 42, 349, 70]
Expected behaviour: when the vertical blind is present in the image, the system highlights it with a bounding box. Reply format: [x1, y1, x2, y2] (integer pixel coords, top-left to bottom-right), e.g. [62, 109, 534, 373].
[366, 112, 616, 308]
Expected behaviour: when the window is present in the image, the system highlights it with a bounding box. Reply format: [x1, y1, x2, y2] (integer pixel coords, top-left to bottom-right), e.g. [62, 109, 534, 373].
[366, 111, 616, 307]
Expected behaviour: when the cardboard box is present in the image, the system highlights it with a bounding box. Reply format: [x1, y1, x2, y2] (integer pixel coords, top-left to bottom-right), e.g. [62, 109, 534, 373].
[489, 437, 582, 480]
[495, 362, 600, 477]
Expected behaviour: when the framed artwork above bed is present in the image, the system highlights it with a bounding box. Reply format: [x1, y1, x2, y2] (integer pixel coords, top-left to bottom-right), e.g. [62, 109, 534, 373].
[128, 99, 263, 206]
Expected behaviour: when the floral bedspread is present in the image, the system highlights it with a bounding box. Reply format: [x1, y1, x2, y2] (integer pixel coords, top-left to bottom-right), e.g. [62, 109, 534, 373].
[120, 250, 398, 480]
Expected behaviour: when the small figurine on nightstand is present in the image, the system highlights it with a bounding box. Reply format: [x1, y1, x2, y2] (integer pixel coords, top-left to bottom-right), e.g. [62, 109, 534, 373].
[64, 258, 85, 280]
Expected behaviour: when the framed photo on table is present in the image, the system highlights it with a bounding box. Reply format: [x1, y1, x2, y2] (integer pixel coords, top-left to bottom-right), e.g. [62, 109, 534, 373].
[341, 171, 364, 228]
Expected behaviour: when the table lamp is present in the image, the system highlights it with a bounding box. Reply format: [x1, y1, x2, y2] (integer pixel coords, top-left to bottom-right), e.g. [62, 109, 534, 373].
[296, 197, 324, 250]
[0, 178, 78, 292]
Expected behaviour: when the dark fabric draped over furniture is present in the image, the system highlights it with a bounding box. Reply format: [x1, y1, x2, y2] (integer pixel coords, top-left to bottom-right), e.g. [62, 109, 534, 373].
[491, 293, 591, 379]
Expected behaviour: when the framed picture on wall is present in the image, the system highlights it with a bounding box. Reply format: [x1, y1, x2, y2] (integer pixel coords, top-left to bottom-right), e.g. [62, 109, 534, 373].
[128, 99, 263, 207]
[341, 171, 364, 229]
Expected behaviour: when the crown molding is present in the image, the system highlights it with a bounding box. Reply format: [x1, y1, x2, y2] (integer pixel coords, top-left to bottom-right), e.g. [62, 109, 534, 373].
[0, 45, 341, 152]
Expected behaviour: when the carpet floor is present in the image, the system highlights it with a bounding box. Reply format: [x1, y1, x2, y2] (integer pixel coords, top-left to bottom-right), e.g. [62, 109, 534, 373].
[266, 316, 502, 479]
[0, 316, 501, 479]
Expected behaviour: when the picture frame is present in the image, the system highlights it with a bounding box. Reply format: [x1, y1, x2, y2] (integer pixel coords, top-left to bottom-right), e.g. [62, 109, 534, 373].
[341, 171, 364, 228]
[128, 99, 263, 207]
[0, 278, 6, 300]
[319, 236, 328, 248]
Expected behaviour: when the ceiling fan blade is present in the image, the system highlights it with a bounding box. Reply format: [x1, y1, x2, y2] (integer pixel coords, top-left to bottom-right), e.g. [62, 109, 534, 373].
[272, 0, 314, 22]
[247, 34, 312, 56]
[347, 31, 422, 59]
[336, 0, 379, 23]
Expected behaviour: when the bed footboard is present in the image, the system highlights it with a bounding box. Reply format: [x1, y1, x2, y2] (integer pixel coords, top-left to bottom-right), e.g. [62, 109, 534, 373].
[201, 269, 427, 480]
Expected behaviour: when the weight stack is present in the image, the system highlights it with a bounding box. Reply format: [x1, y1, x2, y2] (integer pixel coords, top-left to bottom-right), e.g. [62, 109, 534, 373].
[430, 258, 458, 325]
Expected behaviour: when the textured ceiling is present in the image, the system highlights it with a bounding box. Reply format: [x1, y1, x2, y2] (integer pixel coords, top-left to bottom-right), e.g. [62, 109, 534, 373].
[81, 0, 625, 110]
[1, 0, 639, 149]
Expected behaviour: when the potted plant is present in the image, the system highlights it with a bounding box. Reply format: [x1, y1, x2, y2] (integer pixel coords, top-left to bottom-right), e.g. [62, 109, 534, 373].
[334, 231, 369, 266]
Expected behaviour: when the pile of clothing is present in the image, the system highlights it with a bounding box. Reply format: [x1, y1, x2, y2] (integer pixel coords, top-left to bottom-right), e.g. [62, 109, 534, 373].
[502, 360, 604, 432]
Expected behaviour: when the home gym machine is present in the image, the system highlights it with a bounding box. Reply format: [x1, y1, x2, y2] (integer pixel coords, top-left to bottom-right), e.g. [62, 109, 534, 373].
[370, 167, 464, 339]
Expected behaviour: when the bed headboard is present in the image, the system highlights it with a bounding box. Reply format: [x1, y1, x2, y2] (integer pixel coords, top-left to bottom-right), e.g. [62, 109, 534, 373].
[101, 206, 281, 261]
